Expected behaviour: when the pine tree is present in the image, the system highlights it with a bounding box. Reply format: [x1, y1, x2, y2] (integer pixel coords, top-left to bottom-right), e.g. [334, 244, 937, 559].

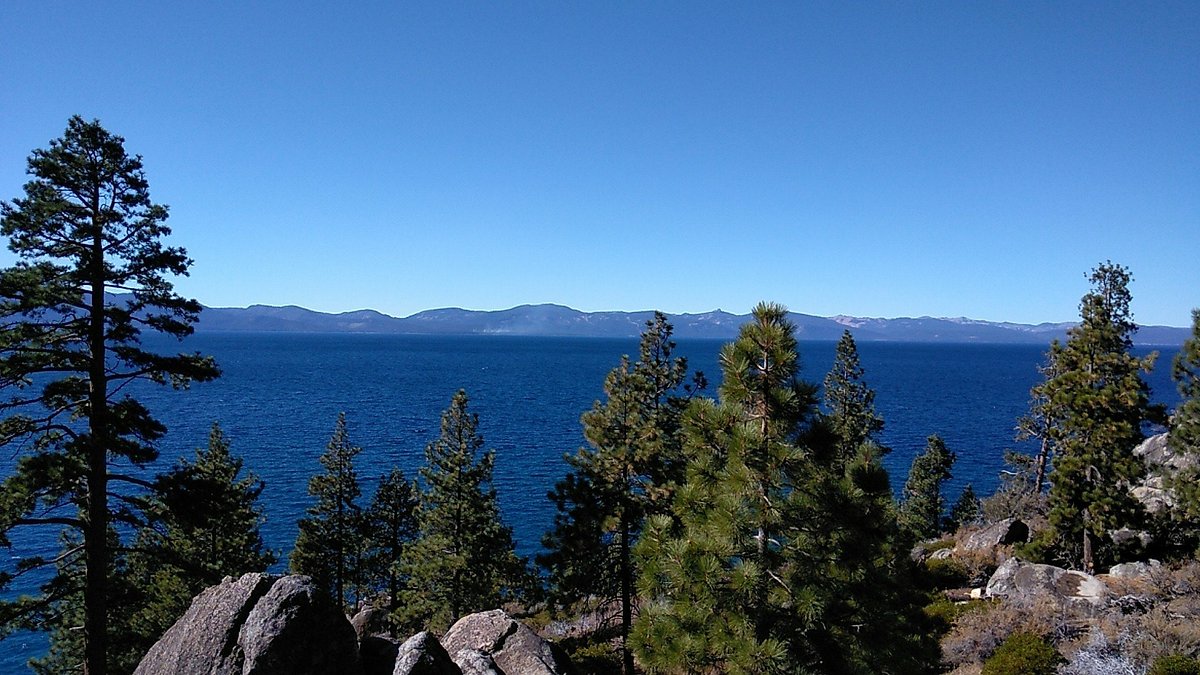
[0, 117, 219, 675]
[402, 390, 525, 633]
[1017, 352, 1066, 493]
[1040, 262, 1161, 572]
[898, 435, 957, 541]
[539, 311, 702, 675]
[949, 484, 982, 531]
[363, 467, 418, 632]
[633, 303, 818, 673]
[291, 412, 365, 610]
[1168, 309, 1200, 524]
[127, 423, 274, 657]
[823, 329, 885, 467]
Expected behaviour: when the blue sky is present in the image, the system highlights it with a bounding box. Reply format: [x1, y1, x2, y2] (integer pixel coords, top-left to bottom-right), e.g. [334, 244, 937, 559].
[1, 2, 1196, 325]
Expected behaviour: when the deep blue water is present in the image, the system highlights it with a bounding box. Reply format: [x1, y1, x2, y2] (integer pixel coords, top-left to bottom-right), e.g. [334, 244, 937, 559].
[0, 333, 1182, 669]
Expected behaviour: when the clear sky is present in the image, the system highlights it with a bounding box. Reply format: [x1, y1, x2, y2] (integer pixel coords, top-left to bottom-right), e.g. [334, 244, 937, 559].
[1, 2, 1196, 325]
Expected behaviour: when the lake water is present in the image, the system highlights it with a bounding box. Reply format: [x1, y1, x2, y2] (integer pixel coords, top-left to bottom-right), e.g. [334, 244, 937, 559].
[0, 332, 1182, 669]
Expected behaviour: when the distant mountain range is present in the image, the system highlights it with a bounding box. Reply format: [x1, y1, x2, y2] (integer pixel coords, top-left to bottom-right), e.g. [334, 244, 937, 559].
[195, 302, 1190, 345]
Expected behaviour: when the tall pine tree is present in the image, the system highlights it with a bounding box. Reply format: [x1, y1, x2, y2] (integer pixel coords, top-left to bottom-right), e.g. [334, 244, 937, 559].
[402, 390, 525, 633]
[0, 117, 218, 675]
[540, 311, 702, 675]
[1039, 262, 1161, 572]
[363, 467, 418, 633]
[898, 435, 957, 541]
[823, 330, 885, 467]
[127, 423, 274, 657]
[291, 412, 365, 610]
[634, 303, 819, 673]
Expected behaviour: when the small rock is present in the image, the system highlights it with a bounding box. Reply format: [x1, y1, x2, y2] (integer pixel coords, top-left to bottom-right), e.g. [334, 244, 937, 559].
[1107, 560, 1162, 580]
[930, 548, 954, 560]
[352, 607, 391, 641]
[454, 649, 504, 675]
[392, 631, 459, 675]
[957, 518, 1029, 552]
[443, 610, 571, 675]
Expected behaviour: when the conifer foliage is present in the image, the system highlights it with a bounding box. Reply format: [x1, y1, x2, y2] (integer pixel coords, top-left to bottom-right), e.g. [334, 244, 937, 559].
[633, 303, 936, 674]
[1168, 309, 1200, 524]
[899, 435, 957, 541]
[0, 117, 219, 675]
[291, 412, 365, 609]
[540, 311, 701, 674]
[823, 329, 885, 467]
[363, 467, 418, 630]
[402, 390, 525, 632]
[1037, 262, 1160, 572]
[128, 423, 274, 661]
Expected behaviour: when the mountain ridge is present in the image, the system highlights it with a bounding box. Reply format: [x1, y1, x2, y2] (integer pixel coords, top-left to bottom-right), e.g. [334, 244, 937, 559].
[195, 302, 1190, 345]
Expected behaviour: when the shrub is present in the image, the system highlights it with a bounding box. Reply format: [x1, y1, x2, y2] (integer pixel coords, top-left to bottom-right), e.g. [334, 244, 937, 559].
[1150, 655, 1200, 675]
[941, 595, 1086, 668]
[981, 632, 1063, 675]
[926, 557, 971, 588]
[925, 598, 990, 634]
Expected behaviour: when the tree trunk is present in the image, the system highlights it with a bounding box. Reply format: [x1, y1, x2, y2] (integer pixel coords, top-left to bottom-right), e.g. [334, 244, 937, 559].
[1082, 512, 1094, 574]
[84, 225, 108, 675]
[1034, 437, 1050, 494]
[620, 508, 634, 675]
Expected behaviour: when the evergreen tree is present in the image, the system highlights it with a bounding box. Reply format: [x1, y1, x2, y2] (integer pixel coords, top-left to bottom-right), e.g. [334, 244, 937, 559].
[1040, 262, 1161, 572]
[948, 483, 982, 531]
[291, 412, 365, 610]
[634, 303, 936, 674]
[539, 311, 702, 675]
[127, 423, 274, 657]
[1168, 309, 1200, 525]
[363, 467, 418, 632]
[823, 329, 885, 467]
[0, 117, 219, 675]
[402, 390, 525, 633]
[898, 435, 957, 541]
[1016, 353, 1066, 494]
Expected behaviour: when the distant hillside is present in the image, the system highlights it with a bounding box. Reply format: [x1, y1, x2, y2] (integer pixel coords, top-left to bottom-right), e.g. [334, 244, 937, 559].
[194, 302, 1191, 345]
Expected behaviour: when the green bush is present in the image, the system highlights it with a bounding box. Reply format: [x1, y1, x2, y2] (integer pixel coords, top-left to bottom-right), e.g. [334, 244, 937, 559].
[1151, 654, 1200, 675]
[923, 597, 990, 634]
[981, 632, 1063, 675]
[925, 556, 970, 588]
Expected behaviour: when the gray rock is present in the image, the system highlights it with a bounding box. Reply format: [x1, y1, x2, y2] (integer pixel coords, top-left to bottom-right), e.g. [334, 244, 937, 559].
[985, 557, 1109, 606]
[453, 649, 503, 675]
[239, 575, 361, 674]
[442, 610, 571, 675]
[134, 572, 275, 675]
[956, 518, 1029, 552]
[1109, 527, 1154, 549]
[929, 547, 954, 560]
[1107, 560, 1163, 580]
[1131, 433, 1199, 514]
[134, 573, 361, 675]
[352, 607, 391, 641]
[393, 631, 459, 675]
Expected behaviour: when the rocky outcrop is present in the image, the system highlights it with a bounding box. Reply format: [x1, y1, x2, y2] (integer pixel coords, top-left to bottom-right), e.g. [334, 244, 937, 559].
[392, 632, 458, 675]
[985, 557, 1109, 606]
[134, 573, 361, 675]
[442, 610, 571, 675]
[956, 518, 1029, 552]
[1132, 432, 1198, 514]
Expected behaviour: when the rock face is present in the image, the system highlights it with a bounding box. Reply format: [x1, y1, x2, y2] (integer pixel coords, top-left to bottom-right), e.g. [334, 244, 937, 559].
[442, 610, 571, 675]
[134, 573, 361, 675]
[454, 649, 504, 675]
[986, 558, 1109, 606]
[957, 518, 1029, 552]
[1132, 432, 1198, 514]
[392, 632, 459, 675]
